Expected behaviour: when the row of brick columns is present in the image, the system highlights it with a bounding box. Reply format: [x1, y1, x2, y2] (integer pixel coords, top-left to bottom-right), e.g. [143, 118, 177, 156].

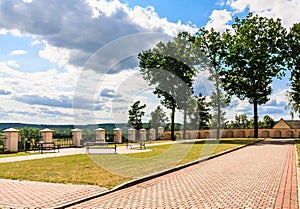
[3, 127, 165, 152]
[3, 128, 54, 152]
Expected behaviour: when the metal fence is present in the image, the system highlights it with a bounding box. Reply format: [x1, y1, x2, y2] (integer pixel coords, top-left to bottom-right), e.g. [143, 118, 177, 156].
[53, 138, 73, 148]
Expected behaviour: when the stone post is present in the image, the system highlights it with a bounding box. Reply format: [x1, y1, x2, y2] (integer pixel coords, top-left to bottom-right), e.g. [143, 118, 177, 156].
[157, 127, 164, 139]
[40, 128, 53, 143]
[149, 128, 156, 141]
[128, 128, 136, 142]
[95, 128, 106, 142]
[114, 128, 122, 143]
[3, 128, 19, 152]
[71, 128, 82, 147]
[140, 129, 146, 141]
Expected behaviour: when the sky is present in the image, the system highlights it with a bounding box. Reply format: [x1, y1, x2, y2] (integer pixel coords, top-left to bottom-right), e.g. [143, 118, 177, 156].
[0, 0, 299, 125]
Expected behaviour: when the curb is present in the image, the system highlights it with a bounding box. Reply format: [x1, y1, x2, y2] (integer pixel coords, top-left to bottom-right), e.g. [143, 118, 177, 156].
[55, 138, 265, 209]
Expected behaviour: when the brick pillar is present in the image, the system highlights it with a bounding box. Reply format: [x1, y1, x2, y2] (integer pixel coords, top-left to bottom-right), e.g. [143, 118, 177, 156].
[149, 128, 156, 141]
[95, 128, 105, 142]
[128, 128, 136, 142]
[40, 128, 53, 143]
[3, 128, 19, 152]
[114, 128, 122, 143]
[71, 128, 82, 147]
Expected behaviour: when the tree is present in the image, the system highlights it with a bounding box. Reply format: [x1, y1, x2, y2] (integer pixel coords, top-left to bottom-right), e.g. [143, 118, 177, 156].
[138, 32, 204, 140]
[187, 93, 211, 130]
[227, 114, 251, 129]
[220, 13, 288, 138]
[149, 106, 168, 130]
[128, 101, 146, 130]
[287, 23, 300, 119]
[259, 115, 275, 129]
[195, 28, 231, 139]
[209, 91, 231, 131]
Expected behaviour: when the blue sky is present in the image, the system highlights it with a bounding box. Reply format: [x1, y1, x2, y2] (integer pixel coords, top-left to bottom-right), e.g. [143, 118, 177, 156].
[0, 0, 299, 125]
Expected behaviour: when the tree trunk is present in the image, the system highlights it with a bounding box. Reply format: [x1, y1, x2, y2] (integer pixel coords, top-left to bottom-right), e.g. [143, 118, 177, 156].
[253, 100, 258, 138]
[183, 101, 187, 140]
[171, 105, 176, 141]
[216, 76, 221, 140]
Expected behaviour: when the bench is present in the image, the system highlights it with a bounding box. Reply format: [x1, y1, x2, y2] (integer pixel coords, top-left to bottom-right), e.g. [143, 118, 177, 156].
[86, 141, 116, 154]
[35, 141, 59, 153]
[126, 140, 146, 150]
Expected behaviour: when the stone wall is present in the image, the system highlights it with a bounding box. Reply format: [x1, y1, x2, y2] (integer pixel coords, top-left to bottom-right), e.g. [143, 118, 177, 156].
[160, 128, 300, 140]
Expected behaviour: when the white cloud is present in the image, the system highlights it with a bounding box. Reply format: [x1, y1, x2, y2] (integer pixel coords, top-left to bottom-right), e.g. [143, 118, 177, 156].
[6, 60, 20, 68]
[38, 41, 70, 67]
[226, 0, 300, 28]
[205, 9, 232, 32]
[0, 0, 196, 70]
[9, 49, 27, 56]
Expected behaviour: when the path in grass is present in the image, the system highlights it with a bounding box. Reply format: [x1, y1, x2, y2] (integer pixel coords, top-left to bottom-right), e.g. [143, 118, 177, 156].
[0, 138, 259, 189]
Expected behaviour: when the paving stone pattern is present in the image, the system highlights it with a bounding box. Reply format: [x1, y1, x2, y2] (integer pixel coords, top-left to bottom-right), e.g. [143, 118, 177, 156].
[68, 140, 297, 209]
[0, 179, 107, 208]
[0, 139, 298, 209]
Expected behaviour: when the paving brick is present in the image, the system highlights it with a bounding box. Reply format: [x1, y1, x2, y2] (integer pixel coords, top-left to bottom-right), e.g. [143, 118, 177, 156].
[0, 139, 298, 209]
[68, 139, 298, 209]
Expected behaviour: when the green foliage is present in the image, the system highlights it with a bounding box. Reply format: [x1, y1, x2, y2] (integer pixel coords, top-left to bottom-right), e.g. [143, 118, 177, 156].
[259, 115, 275, 129]
[227, 114, 252, 129]
[148, 106, 168, 130]
[195, 27, 231, 138]
[138, 32, 205, 140]
[220, 13, 288, 137]
[287, 23, 300, 118]
[128, 101, 146, 130]
[186, 93, 211, 130]
[209, 91, 231, 129]
[226, 114, 275, 129]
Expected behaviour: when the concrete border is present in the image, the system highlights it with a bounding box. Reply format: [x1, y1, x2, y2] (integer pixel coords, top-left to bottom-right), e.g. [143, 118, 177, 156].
[55, 139, 264, 209]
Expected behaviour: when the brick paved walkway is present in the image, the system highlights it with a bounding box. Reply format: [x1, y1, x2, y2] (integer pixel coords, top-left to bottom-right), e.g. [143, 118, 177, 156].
[0, 179, 107, 208]
[0, 139, 298, 209]
[67, 139, 298, 209]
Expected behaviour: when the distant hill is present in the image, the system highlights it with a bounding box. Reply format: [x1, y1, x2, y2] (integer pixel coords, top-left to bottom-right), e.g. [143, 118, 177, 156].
[0, 123, 128, 131]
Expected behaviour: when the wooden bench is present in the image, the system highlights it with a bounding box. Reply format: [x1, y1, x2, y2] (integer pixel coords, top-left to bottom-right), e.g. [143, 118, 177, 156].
[86, 141, 116, 154]
[35, 141, 59, 153]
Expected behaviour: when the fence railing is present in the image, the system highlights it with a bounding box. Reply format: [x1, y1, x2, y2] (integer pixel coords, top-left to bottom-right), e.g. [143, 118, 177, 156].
[53, 138, 73, 148]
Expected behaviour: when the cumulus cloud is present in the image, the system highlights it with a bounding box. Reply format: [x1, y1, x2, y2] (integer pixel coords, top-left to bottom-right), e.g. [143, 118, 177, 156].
[0, 0, 196, 70]
[226, 0, 300, 28]
[205, 9, 233, 32]
[9, 49, 27, 56]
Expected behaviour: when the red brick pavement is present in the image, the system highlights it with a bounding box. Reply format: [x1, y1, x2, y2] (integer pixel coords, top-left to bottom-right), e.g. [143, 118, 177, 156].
[68, 139, 298, 209]
[275, 141, 298, 209]
[0, 179, 107, 208]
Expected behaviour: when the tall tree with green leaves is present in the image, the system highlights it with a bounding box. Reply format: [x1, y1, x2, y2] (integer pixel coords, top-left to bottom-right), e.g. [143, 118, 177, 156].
[209, 91, 231, 129]
[138, 32, 204, 140]
[187, 93, 211, 130]
[259, 115, 275, 129]
[149, 106, 168, 130]
[195, 28, 230, 139]
[226, 114, 251, 129]
[287, 23, 300, 119]
[128, 101, 146, 130]
[220, 13, 288, 138]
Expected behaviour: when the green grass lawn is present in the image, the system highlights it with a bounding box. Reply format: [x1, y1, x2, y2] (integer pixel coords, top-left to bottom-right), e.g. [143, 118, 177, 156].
[0, 138, 260, 189]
